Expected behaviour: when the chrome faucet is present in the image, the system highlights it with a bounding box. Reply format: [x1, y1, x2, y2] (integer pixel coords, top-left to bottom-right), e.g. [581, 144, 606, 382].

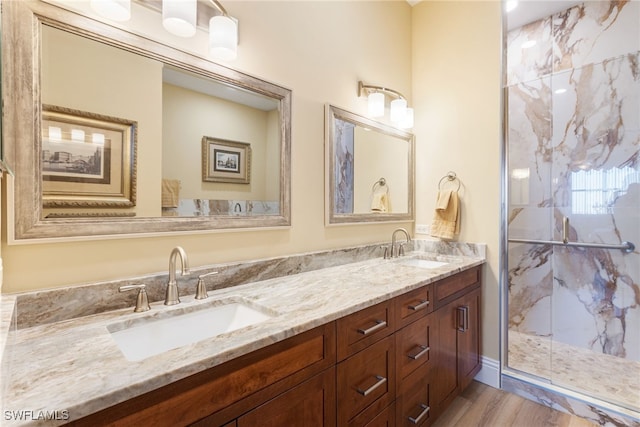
[390, 228, 412, 258]
[164, 246, 190, 305]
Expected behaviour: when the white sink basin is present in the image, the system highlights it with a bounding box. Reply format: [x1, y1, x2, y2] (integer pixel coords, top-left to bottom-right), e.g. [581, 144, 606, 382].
[109, 300, 274, 361]
[397, 258, 449, 269]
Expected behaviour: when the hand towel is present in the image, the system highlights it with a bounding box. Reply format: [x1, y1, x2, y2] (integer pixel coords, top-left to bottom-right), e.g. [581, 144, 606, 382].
[371, 186, 390, 213]
[430, 190, 461, 239]
[161, 179, 180, 208]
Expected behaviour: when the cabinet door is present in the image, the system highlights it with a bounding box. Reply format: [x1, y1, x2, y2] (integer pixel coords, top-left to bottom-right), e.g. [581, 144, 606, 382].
[457, 288, 481, 391]
[238, 367, 336, 427]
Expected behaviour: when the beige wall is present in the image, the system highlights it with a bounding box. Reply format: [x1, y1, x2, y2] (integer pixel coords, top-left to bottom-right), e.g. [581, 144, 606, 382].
[4, 0, 503, 363]
[412, 1, 502, 361]
[2, 1, 413, 293]
[162, 83, 277, 201]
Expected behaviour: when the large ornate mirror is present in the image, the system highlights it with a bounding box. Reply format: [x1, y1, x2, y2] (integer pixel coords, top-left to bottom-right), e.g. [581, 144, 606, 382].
[2, 1, 291, 241]
[325, 105, 414, 225]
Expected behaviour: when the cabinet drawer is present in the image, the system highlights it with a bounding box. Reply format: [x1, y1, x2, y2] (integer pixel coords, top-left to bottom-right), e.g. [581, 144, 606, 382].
[337, 300, 395, 360]
[395, 285, 432, 328]
[396, 362, 431, 427]
[396, 314, 433, 381]
[433, 267, 480, 309]
[237, 368, 336, 427]
[355, 403, 396, 427]
[337, 336, 396, 426]
[76, 324, 336, 427]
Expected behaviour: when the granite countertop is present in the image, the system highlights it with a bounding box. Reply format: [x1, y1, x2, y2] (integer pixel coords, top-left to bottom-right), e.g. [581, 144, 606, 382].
[1, 251, 484, 425]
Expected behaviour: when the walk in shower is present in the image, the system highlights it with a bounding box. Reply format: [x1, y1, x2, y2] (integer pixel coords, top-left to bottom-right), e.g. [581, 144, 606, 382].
[503, 1, 639, 424]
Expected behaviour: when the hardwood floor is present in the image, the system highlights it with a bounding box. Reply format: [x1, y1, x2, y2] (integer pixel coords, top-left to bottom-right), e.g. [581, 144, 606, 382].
[432, 381, 597, 427]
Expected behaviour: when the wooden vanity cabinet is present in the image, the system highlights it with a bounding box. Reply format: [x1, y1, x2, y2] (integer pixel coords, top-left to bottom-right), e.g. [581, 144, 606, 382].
[70, 265, 482, 427]
[70, 323, 336, 427]
[430, 266, 482, 420]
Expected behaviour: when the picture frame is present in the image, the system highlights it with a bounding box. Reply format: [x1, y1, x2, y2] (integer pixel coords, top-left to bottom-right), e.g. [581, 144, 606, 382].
[202, 136, 251, 184]
[41, 105, 137, 208]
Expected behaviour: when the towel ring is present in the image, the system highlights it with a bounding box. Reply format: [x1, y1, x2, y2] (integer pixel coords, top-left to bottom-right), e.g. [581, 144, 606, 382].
[438, 171, 461, 192]
[372, 177, 387, 191]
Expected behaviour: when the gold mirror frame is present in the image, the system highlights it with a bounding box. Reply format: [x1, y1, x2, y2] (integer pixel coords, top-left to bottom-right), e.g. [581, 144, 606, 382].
[2, 1, 291, 241]
[325, 104, 415, 225]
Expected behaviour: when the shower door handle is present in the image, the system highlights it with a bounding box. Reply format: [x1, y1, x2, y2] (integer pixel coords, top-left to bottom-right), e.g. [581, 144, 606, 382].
[456, 306, 469, 332]
[562, 216, 570, 244]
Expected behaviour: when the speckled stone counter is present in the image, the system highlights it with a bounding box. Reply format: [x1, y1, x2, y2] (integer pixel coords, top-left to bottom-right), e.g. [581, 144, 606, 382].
[1, 243, 485, 425]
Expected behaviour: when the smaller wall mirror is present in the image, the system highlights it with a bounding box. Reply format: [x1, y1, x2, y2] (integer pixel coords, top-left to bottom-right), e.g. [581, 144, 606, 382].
[325, 104, 414, 225]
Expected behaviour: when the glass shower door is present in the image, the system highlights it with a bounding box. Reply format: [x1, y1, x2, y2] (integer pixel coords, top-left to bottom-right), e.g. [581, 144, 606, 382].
[505, 0, 640, 413]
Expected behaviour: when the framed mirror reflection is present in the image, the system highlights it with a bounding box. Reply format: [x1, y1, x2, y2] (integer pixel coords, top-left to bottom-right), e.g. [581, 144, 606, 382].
[2, 0, 291, 241]
[325, 104, 415, 225]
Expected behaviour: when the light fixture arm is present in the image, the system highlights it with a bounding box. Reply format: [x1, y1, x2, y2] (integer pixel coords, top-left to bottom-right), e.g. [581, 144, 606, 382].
[358, 81, 406, 101]
[208, 0, 228, 17]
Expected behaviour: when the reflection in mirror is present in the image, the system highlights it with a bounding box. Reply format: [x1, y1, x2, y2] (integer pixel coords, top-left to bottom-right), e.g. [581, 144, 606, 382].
[2, 0, 291, 240]
[325, 105, 414, 225]
[41, 25, 281, 219]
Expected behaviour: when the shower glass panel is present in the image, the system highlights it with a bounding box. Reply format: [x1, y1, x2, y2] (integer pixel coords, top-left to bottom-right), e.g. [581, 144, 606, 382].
[505, 0, 639, 413]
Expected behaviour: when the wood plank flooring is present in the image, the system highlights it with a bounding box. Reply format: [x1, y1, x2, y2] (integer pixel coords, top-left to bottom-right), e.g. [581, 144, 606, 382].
[432, 381, 597, 427]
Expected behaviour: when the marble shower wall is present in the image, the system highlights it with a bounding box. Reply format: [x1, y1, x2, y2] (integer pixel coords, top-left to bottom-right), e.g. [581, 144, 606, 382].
[507, 0, 639, 366]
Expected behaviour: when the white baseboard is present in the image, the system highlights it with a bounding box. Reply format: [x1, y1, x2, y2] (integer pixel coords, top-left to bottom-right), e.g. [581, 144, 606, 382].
[474, 356, 500, 388]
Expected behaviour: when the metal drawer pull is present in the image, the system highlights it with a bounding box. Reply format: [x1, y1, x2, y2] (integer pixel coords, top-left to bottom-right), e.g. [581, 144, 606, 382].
[457, 306, 469, 332]
[408, 404, 430, 424]
[408, 299, 430, 311]
[357, 320, 387, 335]
[408, 345, 430, 360]
[356, 375, 387, 396]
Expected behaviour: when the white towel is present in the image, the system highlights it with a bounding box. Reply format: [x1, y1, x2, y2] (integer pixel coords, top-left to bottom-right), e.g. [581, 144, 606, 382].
[430, 190, 460, 239]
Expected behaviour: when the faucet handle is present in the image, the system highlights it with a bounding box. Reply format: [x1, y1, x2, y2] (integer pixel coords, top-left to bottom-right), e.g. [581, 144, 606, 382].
[195, 271, 218, 300]
[398, 243, 406, 257]
[381, 245, 390, 260]
[119, 284, 150, 313]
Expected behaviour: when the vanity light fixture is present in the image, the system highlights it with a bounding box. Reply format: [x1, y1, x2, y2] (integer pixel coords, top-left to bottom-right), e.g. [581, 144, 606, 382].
[90, 0, 132, 22]
[358, 81, 414, 129]
[207, 0, 238, 61]
[162, 0, 197, 37]
[91, 0, 238, 60]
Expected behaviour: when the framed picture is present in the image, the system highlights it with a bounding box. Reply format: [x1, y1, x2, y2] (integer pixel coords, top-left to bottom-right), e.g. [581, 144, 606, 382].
[41, 105, 137, 208]
[202, 136, 251, 184]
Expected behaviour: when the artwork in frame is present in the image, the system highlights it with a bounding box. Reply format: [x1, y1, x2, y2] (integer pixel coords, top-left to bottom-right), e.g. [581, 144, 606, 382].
[202, 136, 251, 184]
[41, 104, 137, 208]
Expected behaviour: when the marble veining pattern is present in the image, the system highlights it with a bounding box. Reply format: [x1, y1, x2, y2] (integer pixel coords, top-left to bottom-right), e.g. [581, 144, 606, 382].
[506, 0, 640, 420]
[13, 243, 387, 329]
[0, 244, 484, 425]
[502, 373, 640, 427]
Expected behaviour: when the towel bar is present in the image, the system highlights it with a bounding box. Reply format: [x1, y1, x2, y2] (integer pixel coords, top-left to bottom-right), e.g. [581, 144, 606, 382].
[372, 177, 387, 191]
[438, 171, 461, 191]
[508, 238, 635, 253]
